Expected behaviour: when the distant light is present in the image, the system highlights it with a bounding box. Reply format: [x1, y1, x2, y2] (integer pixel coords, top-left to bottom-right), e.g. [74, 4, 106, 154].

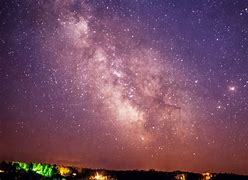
[175, 173, 186, 180]
[202, 172, 213, 180]
[57, 166, 72, 177]
[0, 169, 4, 173]
[89, 172, 110, 180]
[95, 173, 102, 180]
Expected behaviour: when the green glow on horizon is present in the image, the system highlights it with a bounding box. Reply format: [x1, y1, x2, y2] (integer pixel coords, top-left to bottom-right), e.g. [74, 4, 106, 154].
[32, 163, 54, 177]
[14, 162, 30, 172]
[14, 162, 56, 177]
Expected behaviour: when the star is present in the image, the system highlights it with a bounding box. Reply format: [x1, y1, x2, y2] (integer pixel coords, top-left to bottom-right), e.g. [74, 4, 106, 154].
[229, 86, 236, 91]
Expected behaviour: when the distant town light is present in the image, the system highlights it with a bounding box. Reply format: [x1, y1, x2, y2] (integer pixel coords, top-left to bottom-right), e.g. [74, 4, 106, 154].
[202, 172, 213, 180]
[57, 166, 72, 177]
[89, 172, 114, 180]
[175, 173, 186, 180]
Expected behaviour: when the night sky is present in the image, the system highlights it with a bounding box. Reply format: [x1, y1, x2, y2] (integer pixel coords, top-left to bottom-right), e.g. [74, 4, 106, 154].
[1, 0, 248, 175]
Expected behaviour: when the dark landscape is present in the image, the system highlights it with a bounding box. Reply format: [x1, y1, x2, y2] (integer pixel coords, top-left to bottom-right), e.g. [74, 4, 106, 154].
[1, 161, 248, 180]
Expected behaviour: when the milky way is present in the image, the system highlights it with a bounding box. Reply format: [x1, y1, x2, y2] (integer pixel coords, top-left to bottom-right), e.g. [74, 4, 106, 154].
[1, 0, 248, 175]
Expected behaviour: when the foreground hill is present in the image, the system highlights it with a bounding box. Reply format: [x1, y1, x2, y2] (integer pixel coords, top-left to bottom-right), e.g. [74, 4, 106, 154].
[0, 161, 247, 180]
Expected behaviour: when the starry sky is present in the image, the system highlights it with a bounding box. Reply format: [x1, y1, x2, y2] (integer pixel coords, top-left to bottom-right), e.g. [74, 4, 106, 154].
[0, 0, 248, 175]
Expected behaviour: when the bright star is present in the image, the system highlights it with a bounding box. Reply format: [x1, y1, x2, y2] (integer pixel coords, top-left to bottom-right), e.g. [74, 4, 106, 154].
[229, 86, 236, 91]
